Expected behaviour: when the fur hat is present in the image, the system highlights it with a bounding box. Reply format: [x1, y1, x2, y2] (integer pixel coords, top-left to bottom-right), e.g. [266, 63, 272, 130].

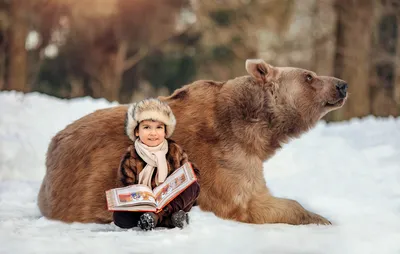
[125, 98, 176, 141]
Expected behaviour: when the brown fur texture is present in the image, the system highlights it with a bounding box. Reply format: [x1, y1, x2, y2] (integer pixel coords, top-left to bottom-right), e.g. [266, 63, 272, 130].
[38, 59, 347, 225]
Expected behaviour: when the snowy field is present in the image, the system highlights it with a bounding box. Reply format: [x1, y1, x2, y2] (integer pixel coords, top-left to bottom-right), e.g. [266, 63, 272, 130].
[1, 91, 400, 254]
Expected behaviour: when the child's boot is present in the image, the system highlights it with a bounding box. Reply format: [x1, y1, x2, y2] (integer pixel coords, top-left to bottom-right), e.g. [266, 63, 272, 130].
[137, 212, 159, 231]
[171, 210, 189, 229]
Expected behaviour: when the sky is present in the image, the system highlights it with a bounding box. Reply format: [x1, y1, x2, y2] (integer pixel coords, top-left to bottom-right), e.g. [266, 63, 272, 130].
[0, 90, 400, 254]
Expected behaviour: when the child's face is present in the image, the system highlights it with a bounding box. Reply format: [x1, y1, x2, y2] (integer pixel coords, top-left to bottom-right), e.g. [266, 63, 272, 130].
[135, 120, 166, 147]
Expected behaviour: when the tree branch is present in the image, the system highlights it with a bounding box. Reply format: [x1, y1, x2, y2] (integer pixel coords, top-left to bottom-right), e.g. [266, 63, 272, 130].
[122, 24, 195, 72]
[122, 46, 150, 72]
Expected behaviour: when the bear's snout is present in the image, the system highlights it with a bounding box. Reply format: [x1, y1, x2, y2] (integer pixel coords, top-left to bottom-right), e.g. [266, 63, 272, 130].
[336, 82, 348, 98]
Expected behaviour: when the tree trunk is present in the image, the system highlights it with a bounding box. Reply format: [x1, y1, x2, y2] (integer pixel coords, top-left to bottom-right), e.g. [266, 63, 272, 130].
[69, 77, 85, 98]
[312, 0, 337, 76]
[6, 0, 28, 92]
[88, 40, 128, 102]
[370, 12, 399, 117]
[395, 22, 400, 107]
[99, 64, 122, 102]
[0, 29, 5, 90]
[0, 2, 8, 90]
[332, 0, 375, 120]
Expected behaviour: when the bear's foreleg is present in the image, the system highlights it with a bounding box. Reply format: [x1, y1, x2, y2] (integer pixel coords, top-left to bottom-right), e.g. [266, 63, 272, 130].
[247, 192, 331, 225]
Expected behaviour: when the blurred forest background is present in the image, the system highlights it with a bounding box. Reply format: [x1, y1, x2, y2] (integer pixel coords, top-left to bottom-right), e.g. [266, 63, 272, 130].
[0, 0, 399, 121]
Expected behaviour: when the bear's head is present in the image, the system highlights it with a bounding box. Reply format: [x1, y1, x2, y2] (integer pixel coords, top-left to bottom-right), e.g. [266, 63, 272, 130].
[244, 59, 348, 120]
[216, 59, 348, 158]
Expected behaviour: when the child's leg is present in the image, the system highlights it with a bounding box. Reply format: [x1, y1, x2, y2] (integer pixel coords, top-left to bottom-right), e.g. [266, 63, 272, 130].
[158, 181, 200, 227]
[171, 181, 200, 212]
[113, 211, 142, 229]
[138, 182, 200, 230]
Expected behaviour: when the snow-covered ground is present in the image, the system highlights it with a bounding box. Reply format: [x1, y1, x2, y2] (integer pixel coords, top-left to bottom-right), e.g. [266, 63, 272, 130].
[1, 91, 399, 254]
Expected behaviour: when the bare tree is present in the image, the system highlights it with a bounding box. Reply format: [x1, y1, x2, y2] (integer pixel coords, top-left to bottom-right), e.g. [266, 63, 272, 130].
[0, 1, 7, 90]
[6, 0, 28, 92]
[369, 0, 399, 116]
[332, 0, 375, 120]
[58, 0, 189, 102]
[192, 0, 294, 81]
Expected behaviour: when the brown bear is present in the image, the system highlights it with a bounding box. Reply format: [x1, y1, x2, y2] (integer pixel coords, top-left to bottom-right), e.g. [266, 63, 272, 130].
[37, 59, 348, 225]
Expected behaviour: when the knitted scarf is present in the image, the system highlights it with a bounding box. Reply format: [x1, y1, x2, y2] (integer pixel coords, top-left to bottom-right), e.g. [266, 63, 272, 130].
[134, 139, 169, 188]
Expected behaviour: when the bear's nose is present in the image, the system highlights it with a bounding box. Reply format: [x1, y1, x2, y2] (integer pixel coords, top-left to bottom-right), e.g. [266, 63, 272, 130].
[336, 82, 348, 98]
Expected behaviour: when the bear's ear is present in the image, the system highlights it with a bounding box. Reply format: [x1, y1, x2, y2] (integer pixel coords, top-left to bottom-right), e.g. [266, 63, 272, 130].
[245, 59, 274, 83]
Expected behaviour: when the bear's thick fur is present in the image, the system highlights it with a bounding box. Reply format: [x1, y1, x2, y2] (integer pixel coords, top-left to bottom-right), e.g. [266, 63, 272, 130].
[38, 59, 348, 225]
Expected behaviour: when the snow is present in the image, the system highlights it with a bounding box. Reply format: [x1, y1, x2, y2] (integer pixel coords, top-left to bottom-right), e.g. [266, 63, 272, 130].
[1, 90, 400, 254]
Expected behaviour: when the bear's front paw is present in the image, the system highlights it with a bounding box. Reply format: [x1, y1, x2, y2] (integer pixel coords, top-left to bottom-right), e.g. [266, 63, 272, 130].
[305, 212, 331, 225]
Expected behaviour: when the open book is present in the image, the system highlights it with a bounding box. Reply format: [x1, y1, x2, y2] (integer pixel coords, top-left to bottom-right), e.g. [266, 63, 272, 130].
[106, 162, 197, 213]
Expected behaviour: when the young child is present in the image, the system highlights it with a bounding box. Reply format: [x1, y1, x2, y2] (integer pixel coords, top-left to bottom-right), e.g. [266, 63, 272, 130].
[113, 98, 200, 230]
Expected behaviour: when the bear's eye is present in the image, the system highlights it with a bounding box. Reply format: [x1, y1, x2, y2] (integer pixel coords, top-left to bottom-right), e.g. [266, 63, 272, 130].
[305, 74, 313, 83]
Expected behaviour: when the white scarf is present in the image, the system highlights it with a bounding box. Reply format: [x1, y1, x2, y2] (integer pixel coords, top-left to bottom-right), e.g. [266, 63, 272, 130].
[134, 139, 169, 188]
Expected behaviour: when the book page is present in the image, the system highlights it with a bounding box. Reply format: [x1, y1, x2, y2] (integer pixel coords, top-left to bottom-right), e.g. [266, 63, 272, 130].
[112, 184, 156, 207]
[153, 162, 197, 209]
[109, 204, 157, 212]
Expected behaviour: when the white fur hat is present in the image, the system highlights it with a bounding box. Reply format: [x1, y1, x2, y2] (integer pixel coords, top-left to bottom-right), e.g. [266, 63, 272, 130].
[125, 98, 176, 141]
